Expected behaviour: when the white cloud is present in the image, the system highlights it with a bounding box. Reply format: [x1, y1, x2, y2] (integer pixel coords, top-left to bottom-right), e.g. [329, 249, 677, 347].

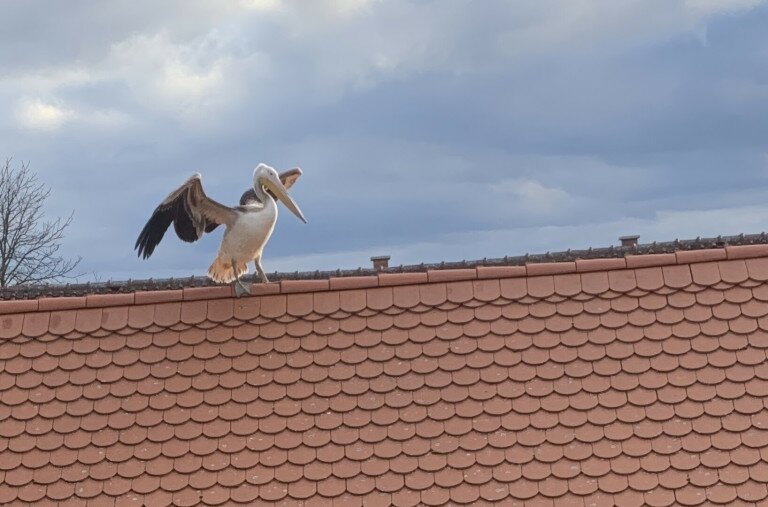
[330, 0, 377, 16]
[3, 31, 248, 129]
[80, 108, 133, 128]
[12, 96, 132, 131]
[9, 0, 760, 131]
[109, 33, 230, 112]
[0, 67, 96, 92]
[161, 60, 225, 102]
[239, 0, 283, 11]
[685, 0, 766, 16]
[492, 178, 571, 215]
[14, 98, 74, 130]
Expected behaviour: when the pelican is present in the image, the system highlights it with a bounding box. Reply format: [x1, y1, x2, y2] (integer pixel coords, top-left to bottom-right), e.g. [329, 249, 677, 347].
[135, 163, 306, 296]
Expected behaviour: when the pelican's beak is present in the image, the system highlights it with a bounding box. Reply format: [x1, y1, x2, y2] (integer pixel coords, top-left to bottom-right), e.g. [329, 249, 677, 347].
[264, 172, 307, 223]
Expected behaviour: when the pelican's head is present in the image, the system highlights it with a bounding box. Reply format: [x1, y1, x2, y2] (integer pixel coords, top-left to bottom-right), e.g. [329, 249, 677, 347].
[253, 163, 307, 223]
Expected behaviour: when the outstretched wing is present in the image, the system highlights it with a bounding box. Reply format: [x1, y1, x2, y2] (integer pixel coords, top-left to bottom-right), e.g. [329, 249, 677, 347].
[135, 174, 237, 259]
[240, 167, 303, 205]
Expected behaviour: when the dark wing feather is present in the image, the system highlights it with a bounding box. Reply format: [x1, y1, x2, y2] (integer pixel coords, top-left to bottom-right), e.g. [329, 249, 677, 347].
[172, 197, 199, 242]
[135, 174, 237, 259]
[134, 203, 175, 259]
[239, 188, 259, 206]
[239, 167, 303, 205]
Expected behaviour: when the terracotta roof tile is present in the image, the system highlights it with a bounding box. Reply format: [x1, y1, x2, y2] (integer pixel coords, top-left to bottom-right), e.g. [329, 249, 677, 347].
[0, 299, 38, 315]
[375, 272, 426, 287]
[626, 252, 677, 269]
[527, 261, 576, 277]
[427, 268, 476, 283]
[576, 258, 626, 273]
[36, 296, 86, 312]
[475, 265, 525, 280]
[329, 276, 378, 291]
[281, 279, 330, 294]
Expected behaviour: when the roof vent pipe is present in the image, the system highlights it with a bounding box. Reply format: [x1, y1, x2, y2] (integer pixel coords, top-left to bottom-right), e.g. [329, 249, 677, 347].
[371, 256, 390, 271]
[619, 235, 640, 247]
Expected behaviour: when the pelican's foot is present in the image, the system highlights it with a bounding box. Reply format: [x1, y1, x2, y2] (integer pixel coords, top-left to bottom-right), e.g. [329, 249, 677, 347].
[234, 280, 252, 297]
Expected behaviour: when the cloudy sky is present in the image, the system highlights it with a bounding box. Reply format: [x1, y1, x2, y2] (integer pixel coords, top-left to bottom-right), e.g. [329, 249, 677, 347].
[1, 0, 768, 281]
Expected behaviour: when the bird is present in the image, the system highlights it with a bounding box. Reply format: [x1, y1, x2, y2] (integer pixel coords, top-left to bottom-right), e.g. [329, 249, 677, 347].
[135, 163, 307, 296]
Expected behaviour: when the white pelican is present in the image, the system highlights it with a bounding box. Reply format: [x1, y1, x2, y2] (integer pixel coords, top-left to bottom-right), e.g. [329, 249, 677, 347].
[135, 163, 306, 296]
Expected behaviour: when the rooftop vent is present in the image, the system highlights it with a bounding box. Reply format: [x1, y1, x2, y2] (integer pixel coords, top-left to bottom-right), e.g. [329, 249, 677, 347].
[371, 255, 390, 271]
[619, 235, 640, 247]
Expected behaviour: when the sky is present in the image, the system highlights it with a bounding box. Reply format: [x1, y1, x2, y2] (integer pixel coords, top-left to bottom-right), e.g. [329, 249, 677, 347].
[1, 0, 768, 282]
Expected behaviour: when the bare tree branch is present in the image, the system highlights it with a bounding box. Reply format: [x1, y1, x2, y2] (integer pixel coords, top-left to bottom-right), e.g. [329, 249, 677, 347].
[0, 158, 82, 287]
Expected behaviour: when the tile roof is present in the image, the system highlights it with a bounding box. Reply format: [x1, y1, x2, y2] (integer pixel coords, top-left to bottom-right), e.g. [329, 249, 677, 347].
[1, 243, 768, 504]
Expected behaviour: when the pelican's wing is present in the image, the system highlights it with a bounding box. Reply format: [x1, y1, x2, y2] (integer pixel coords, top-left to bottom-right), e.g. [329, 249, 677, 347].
[135, 174, 237, 259]
[280, 167, 303, 189]
[240, 167, 303, 205]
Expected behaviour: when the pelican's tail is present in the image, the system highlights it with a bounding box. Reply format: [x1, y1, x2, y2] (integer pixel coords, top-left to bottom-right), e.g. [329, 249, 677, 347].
[208, 256, 248, 284]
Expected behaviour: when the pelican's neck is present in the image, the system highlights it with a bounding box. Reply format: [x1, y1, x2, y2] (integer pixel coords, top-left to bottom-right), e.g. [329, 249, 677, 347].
[253, 180, 274, 206]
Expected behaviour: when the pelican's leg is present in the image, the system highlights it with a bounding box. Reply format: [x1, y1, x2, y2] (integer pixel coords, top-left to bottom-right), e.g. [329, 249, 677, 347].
[232, 258, 252, 297]
[255, 258, 269, 284]
[234, 278, 252, 298]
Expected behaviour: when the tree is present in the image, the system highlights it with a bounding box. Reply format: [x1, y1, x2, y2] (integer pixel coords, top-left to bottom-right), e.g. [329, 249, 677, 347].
[0, 159, 81, 287]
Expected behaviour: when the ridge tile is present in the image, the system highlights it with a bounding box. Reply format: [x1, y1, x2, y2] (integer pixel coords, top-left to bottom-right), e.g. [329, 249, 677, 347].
[626, 253, 676, 269]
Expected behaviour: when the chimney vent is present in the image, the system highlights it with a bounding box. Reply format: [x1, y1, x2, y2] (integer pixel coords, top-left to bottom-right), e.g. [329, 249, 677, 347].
[619, 235, 640, 247]
[371, 255, 390, 271]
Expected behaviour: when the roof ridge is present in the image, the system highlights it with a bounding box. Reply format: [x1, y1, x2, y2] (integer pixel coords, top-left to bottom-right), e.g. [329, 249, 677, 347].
[1, 239, 768, 308]
[1, 231, 764, 298]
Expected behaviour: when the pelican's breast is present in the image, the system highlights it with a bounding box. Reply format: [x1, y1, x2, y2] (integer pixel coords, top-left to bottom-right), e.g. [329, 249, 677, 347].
[220, 202, 278, 261]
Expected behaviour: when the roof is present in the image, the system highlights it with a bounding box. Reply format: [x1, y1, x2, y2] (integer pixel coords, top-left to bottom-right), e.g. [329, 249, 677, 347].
[1, 242, 768, 505]
[3, 231, 768, 300]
